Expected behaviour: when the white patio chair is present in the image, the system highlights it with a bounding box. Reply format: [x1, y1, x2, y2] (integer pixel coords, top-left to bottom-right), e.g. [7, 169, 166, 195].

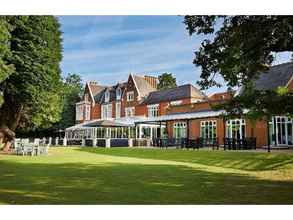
[39, 143, 50, 155]
[14, 144, 23, 155]
[23, 143, 35, 156]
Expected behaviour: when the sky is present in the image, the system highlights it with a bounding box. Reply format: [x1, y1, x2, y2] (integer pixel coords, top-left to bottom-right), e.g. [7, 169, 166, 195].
[59, 16, 292, 95]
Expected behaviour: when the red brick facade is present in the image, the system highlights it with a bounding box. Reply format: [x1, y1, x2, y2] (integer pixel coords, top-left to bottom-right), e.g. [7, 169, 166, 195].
[75, 68, 293, 148]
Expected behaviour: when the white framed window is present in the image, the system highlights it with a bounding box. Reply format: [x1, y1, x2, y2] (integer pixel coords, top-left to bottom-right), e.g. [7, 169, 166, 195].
[125, 107, 135, 117]
[147, 104, 159, 117]
[101, 104, 112, 119]
[115, 102, 121, 118]
[105, 90, 110, 102]
[85, 104, 91, 121]
[200, 120, 217, 139]
[226, 119, 246, 139]
[170, 100, 182, 106]
[116, 88, 122, 100]
[173, 122, 187, 138]
[270, 116, 293, 146]
[191, 98, 201, 103]
[76, 104, 83, 121]
[127, 91, 134, 102]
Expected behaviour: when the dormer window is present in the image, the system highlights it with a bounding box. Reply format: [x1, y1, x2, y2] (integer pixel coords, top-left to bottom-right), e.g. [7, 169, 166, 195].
[105, 90, 110, 102]
[116, 88, 122, 100]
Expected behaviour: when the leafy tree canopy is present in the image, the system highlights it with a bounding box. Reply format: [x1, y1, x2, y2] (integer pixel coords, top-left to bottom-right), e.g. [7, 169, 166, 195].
[57, 73, 83, 129]
[157, 73, 177, 90]
[0, 16, 63, 134]
[0, 17, 15, 106]
[184, 16, 293, 119]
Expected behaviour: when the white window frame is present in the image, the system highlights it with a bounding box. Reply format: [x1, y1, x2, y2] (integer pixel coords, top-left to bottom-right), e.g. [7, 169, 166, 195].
[101, 103, 112, 119]
[170, 100, 182, 106]
[191, 98, 201, 103]
[173, 122, 187, 138]
[127, 91, 134, 102]
[85, 104, 91, 121]
[76, 104, 83, 121]
[125, 107, 135, 117]
[147, 104, 159, 117]
[116, 88, 122, 100]
[226, 119, 246, 139]
[272, 116, 293, 146]
[200, 120, 217, 139]
[105, 90, 110, 103]
[115, 102, 121, 118]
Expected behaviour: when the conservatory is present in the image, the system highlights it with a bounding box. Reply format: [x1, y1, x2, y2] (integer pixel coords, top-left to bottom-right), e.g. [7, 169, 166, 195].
[65, 117, 163, 147]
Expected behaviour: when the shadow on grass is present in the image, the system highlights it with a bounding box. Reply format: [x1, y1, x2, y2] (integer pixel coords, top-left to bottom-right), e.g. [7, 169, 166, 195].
[76, 147, 293, 171]
[0, 159, 293, 204]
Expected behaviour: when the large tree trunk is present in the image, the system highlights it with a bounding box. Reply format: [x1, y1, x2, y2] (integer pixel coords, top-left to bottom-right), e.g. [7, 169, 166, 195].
[0, 93, 23, 152]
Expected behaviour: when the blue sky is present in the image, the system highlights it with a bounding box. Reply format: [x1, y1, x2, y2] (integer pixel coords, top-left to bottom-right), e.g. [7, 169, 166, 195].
[59, 16, 292, 95]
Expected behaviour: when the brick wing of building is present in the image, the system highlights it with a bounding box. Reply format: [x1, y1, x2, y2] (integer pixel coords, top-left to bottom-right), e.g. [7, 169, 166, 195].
[66, 62, 293, 148]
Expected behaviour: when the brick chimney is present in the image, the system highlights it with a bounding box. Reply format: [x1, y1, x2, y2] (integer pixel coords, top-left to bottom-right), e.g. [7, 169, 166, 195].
[144, 75, 158, 89]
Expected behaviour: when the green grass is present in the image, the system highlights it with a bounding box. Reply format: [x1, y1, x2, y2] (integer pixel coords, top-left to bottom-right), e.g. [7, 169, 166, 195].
[0, 147, 293, 204]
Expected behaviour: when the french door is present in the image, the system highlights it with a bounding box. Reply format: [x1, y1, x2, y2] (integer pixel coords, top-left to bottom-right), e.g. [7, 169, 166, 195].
[226, 119, 246, 139]
[274, 116, 293, 146]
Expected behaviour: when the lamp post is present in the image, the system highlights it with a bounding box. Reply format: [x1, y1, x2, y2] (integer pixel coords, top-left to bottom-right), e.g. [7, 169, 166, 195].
[267, 118, 271, 153]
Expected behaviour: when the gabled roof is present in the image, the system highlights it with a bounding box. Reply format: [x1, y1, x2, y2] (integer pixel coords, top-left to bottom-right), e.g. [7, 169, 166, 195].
[89, 84, 106, 96]
[131, 74, 156, 98]
[142, 84, 206, 105]
[86, 83, 106, 104]
[254, 62, 293, 90]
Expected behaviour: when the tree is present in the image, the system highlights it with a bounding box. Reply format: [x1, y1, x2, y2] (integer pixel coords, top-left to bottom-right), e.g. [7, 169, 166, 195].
[57, 73, 83, 129]
[0, 17, 15, 106]
[0, 16, 63, 151]
[157, 73, 177, 90]
[184, 16, 293, 119]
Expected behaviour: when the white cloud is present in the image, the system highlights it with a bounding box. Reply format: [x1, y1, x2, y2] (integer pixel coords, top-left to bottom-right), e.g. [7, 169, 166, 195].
[60, 16, 223, 95]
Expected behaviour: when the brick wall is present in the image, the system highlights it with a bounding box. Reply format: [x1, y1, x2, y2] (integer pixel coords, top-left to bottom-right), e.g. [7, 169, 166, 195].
[91, 104, 101, 119]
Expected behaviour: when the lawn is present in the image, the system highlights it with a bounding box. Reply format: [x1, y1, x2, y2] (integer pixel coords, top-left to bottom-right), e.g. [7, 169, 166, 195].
[0, 147, 293, 204]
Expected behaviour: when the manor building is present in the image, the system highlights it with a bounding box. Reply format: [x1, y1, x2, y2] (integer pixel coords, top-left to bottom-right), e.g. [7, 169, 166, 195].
[66, 62, 293, 148]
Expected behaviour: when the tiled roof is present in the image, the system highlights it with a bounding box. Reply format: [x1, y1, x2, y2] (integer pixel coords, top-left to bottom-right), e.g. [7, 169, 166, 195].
[142, 84, 206, 105]
[254, 62, 293, 90]
[131, 74, 156, 98]
[95, 82, 128, 104]
[88, 84, 106, 97]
